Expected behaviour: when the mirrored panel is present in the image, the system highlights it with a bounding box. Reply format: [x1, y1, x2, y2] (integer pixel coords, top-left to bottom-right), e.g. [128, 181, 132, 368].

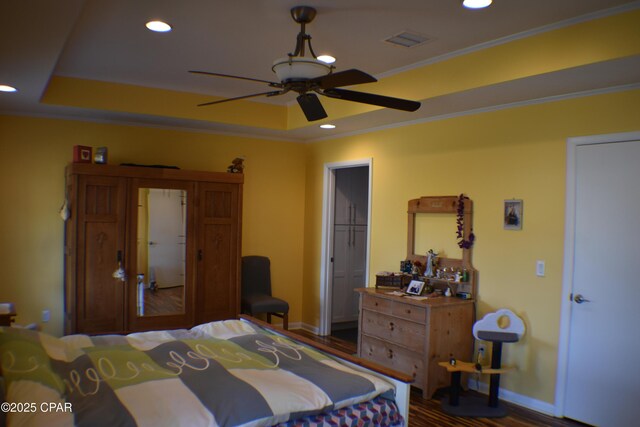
[414, 213, 462, 259]
[136, 188, 186, 317]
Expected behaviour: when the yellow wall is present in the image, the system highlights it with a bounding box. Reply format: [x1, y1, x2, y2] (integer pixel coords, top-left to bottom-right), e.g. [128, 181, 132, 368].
[302, 89, 640, 404]
[2, 90, 639, 407]
[0, 116, 307, 336]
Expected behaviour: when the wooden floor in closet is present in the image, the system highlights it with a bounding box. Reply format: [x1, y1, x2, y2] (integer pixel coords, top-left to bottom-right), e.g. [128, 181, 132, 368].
[293, 329, 584, 427]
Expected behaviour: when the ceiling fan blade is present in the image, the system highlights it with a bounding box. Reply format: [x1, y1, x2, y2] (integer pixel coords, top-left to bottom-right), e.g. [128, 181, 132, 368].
[198, 90, 285, 107]
[297, 93, 328, 121]
[189, 70, 282, 87]
[313, 69, 377, 89]
[323, 88, 421, 112]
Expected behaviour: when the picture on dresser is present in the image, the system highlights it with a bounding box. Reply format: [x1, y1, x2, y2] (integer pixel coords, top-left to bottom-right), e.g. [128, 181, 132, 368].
[406, 280, 425, 295]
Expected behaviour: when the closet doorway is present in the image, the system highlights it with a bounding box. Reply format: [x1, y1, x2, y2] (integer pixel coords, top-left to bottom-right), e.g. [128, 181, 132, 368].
[319, 159, 372, 340]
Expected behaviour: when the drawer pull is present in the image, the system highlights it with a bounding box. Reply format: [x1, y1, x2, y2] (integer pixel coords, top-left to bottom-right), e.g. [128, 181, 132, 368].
[388, 321, 395, 331]
[387, 349, 394, 359]
[406, 309, 411, 314]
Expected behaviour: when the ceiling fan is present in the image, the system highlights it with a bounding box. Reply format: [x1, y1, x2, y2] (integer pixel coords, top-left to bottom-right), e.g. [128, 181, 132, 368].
[189, 6, 421, 122]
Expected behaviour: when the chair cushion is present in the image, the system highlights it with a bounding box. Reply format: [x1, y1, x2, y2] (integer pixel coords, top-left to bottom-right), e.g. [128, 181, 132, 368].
[242, 294, 289, 314]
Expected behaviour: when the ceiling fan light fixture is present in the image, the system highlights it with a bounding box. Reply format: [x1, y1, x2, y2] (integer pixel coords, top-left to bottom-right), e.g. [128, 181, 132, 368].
[145, 20, 172, 32]
[462, 0, 492, 9]
[272, 57, 332, 82]
[192, 5, 420, 121]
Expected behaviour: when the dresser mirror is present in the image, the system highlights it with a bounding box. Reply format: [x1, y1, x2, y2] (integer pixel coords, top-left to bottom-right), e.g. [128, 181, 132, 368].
[413, 213, 462, 260]
[136, 188, 187, 317]
[407, 195, 477, 297]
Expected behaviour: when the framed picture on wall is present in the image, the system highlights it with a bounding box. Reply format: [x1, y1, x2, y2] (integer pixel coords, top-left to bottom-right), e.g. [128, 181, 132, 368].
[504, 199, 523, 230]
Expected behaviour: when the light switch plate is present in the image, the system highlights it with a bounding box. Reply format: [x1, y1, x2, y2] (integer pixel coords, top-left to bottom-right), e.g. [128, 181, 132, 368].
[536, 260, 545, 277]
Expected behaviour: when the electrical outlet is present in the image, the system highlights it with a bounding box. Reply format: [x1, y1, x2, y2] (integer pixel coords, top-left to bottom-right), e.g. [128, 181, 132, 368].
[42, 309, 50, 323]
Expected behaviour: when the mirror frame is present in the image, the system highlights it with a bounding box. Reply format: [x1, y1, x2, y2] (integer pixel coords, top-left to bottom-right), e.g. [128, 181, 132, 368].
[127, 178, 196, 331]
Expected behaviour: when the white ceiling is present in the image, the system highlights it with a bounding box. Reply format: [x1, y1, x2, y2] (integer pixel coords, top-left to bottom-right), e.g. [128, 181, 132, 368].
[1, 0, 639, 141]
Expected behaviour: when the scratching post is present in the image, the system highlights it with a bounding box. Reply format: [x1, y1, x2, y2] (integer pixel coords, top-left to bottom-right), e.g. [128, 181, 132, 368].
[439, 309, 525, 418]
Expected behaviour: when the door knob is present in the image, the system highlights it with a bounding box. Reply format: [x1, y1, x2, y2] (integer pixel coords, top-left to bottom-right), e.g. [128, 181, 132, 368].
[573, 294, 591, 304]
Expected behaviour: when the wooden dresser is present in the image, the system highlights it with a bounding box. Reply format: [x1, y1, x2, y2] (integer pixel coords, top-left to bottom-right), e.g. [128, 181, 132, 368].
[356, 288, 474, 398]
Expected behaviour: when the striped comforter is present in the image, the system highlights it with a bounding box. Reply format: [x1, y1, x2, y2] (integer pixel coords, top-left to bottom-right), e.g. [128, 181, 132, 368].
[0, 320, 398, 426]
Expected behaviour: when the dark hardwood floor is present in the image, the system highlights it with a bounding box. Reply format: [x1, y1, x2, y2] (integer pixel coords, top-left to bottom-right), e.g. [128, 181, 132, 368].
[141, 286, 184, 316]
[293, 329, 584, 427]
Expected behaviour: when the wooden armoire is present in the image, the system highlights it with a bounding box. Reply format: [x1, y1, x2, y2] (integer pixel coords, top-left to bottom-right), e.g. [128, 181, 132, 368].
[63, 163, 243, 335]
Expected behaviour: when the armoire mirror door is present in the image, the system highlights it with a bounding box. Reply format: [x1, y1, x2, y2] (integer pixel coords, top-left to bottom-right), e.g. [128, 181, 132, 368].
[127, 179, 196, 331]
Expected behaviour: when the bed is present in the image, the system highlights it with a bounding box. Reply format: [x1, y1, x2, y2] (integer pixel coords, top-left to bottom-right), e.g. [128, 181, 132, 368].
[0, 316, 411, 426]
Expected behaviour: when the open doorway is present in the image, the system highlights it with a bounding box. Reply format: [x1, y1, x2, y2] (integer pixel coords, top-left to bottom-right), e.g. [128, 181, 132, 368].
[319, 159, 372, 341]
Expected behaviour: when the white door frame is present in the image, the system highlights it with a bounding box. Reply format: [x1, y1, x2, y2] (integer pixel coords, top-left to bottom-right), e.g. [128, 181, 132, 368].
[319, 158, 373, 336]
[554, 130, 640, 416]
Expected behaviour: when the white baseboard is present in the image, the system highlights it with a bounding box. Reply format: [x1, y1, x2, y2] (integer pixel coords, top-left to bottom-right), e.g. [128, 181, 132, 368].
[286, 321, 303, 331]
[468, 379, 556, 416]
[300, 322, 320, 335]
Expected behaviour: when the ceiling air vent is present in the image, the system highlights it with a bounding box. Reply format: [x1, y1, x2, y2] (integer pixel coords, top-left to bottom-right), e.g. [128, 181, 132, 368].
[384, 31, 430, 48]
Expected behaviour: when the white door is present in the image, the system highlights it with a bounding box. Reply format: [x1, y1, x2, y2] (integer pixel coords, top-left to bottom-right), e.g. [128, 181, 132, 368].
[563, 139, 640, 426]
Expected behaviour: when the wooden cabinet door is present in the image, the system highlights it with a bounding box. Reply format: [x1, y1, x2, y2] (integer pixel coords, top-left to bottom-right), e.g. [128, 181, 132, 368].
[75, 175, 127, 334]
[196, 182, 241, 323]
[334, 167, 369, 225]
[332, 225, 366, 323]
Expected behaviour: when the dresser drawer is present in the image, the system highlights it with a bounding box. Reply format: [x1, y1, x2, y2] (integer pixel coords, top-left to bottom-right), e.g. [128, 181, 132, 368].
[360, 335, 424, 386]
[362, 293, 392, 312]
[362, 294, 426, 323]
[361, 309, 425, 353]
[390, 301, 425, 323]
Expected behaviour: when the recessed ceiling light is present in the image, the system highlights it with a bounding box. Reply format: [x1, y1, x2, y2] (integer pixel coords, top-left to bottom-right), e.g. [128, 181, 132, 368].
[145, 20, 172, 32]
[0, 85, 17, 92]
[320, 124, 336, 129]
[317, 55, 336, 64]
[462, 0, 492, 9]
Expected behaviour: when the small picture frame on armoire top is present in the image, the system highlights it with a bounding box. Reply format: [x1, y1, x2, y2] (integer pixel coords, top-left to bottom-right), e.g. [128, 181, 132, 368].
[94, 147, 108, 164]
[73, 145, 92, 163]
